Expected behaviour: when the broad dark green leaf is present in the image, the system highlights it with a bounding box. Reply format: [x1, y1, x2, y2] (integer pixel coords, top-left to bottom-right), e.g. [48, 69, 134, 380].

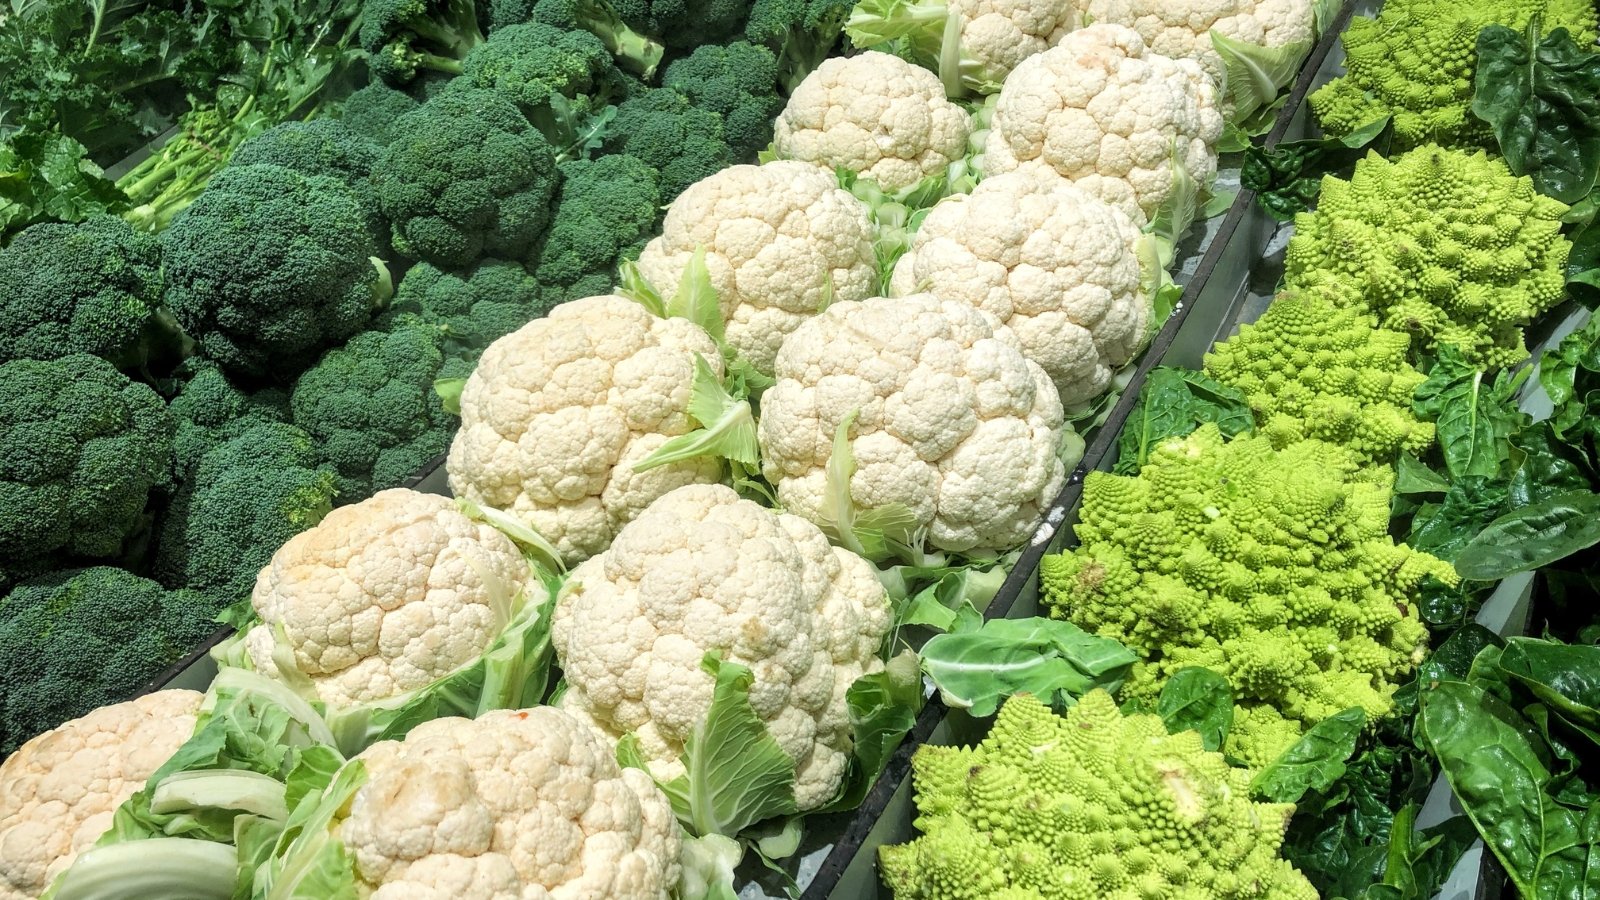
[1413, 347, 1527, 480]
[1113, 367, 1253, 474]
[1456, 490, 1600, 580]
[1156, 667, 1232, 751]
[1253, 708, 1365, 804]
[1499, 638, 1600, 740]
[1417, 625, 1503, 686]
[1473, 22, 1600, 205]
[1394, 455, 1450, 496]
[1242, 116, 1391, 219]
[1407, 476, 1509, 564]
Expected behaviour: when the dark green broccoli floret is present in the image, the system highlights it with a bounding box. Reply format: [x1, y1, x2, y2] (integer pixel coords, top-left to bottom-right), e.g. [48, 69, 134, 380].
[531, 154, 662, 301]
[0, 355, 173, 588]
[231, 119, 387, 244]
[0, 567, 219, 754]
[0, 216, 166, 368]
[613, 0, 750, 48]
[495, 0, 664, 78]
[360, 0, 485, 84]
[378, 258, 557, 360]
[461, 22, 626, 153]
[373, 89, 562, 268]
[165, 359, 291, 478]
[339, 82, 421, 146]
[742, 0, 851, 89]
[154, 422, 337, 604]
[662, 41, 782, 159]
[290, 325, 459, 502]
[602, 86, 732, 200]
[161, 164, 392, 380]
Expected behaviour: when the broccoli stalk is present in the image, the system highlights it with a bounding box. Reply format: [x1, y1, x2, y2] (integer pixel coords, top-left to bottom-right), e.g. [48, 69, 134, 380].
[361, 0, 486, 83]
[524, 0, 666, 78]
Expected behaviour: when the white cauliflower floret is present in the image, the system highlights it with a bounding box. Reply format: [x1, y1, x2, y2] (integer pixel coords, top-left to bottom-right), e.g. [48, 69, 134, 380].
[890, 165, 1152, 406]
[243, 488, 531, 708]
[338, 708, 680, 898]
[0, 691, 201, 900]
[552, 484, 892, 811]
[447, 295, 726, 564]
[949, 0, 1082, 88]
[635, 162, 877, 376]
[773, 52, 973, 194]
[759, 294, 1068, 554]
[984, 23, 1224, 229]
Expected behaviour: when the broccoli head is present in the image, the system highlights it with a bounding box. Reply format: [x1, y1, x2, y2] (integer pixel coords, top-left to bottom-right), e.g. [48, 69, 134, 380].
[360, 0, 485, 83]
[154, 422, 337, 605]
[165, 359, 291, 478]
[338, 82, 421, 147]
[662, 41, 782, 159]
[612, 0, 749, 47]
[0, 355, 173, 583]
[461, 21, 626, 153]
[879, 691, 1319, 899]
[0, 567, 219, 755]
[742, 0, 851, 90]
[0, 216, 166, 369]
[1040, 425, 1453, 766]
[290, 325, 459, 502]
[161, 164, 392, 380]
[373, 88, 561, 268]
[379, 258, 559, 360]
[1203, 289, 1435, 469]
[530, 154, 663, 302]
[498, 0, 665, 78]
[231, 119, 386, 242]
[1283, 146, 1571, 369]
[601, 86, 733, 200]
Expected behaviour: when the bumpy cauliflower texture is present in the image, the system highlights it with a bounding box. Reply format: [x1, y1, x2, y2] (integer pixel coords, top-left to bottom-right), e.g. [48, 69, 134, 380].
[243, 488, 532, 708]
[773, 52, 973, 194]
[447, 295, 726, 564]
[552, 484, 892, 810]
[759, 294, 1068, 554]
[983, 24, 1223, 230]
[890, 165, 1152, 406]
[338, 708, 681, 898]
[1283, 146, 1571, 369]
[948, 0, 1081, 90]
[0, 691, 202, 900]
[635, 162, 878, 375]
[1040, 425, 1453, 765]
[879, 691, 1318, 899]
[1309, 0, 1599, 148]
[1204, 289, 1434, 468]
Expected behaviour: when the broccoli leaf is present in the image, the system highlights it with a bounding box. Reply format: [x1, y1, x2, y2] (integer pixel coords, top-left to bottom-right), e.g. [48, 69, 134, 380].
[0, 130, 128, 237]
[1156, 667, 1233, 751]
[919, 617, 1136, 718]
[1113, 366, 1253, 474]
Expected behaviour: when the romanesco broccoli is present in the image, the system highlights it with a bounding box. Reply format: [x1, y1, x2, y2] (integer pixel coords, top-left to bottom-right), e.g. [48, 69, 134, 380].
[1309, 0, 1599, 148]
[1203, 288, 1435, 468]
[1040, 425, 1452, 765]
[1283, 146, 1570, 369]
[878, 691, 1318, 899]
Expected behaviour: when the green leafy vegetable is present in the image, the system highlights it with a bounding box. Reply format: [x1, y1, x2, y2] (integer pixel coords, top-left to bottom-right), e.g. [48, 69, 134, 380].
[1455, 490, 1600, 580]
[1473, 20, 1600, 205]
[1413, 347, 1529, 480]
[1156, 667, 1233, 752]
[1113, 366, 1253, 474]
[1252, 708, 1365, 804]
[918, 617, 1135, 717]
[1241, 117, 1390, 219]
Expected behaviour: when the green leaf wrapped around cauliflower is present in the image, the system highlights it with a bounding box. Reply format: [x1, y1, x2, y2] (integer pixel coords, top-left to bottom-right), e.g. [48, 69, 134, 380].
[552, 483, 893, 822]
[878, 690, 1319, 899]
[0, 691, 202, 900]
[1282, 145, 1571, 369]
[759, 295, 1069, 555]
[634, 162, 878, 376]
[1081, 0, 1319, 124]
[258, 708, 682, 898]
[890, 164, 1154, 406]
[446, 294, 729, 564]
[1040, 424, 1454, 766]
[845, 0, 1080, 96]
[983, 24, 1224, 240]
[772, 51, 973, 196]
[1203, 288, 1435, 468]
[221, 488, 553, 755]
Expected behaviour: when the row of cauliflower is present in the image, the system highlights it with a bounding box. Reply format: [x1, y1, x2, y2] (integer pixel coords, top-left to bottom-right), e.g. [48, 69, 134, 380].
[0, 4, 1324, 899]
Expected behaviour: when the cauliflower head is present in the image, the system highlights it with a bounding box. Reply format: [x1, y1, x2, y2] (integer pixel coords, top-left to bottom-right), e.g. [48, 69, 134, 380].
[1283, 146, 1571, 369]
[242, 488, 532, 708]
[889, 164, 1152, 406]
[446, 295, 727, 564]
[1040, 425, 1452, 765]
[336, 708, 681, 898]
[773, 52, 973, 195]
[635, 162, 878, 375]
[760, 295, 1068, 554]
[1204, 288, 1434, 468]
[0, 690, 201, 900]
[552, 483, 892, 811]
[983, 24, 1224, 230]
[1309, 0, 1598, 148]
[878, 691, 1318, 899]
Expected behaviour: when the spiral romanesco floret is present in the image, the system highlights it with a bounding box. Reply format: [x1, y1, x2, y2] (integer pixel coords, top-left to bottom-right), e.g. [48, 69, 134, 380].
[1203, 288, 1434, 468]
[1308, 0, 1598, 148]
[878, 691, 1318, 900]
[1282, 146, 1571, 369]
[1039, 425, 1452, 766]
